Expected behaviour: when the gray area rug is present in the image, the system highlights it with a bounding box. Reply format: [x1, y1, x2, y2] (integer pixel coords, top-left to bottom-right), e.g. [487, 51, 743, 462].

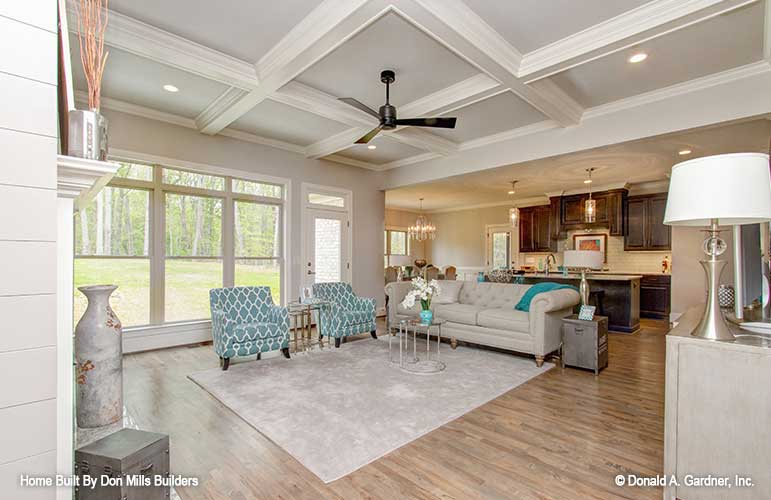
[189, 337, 551, 483]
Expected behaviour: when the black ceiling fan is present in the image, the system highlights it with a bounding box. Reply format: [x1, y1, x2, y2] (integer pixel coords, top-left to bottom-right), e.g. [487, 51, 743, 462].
[338, 70, 457, 144]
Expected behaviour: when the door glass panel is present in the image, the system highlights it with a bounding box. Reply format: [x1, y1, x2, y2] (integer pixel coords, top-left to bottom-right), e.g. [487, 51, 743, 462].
[308, 193, 345, 208]
[492, 232, 510, 269]
[314, 218, 341, 283]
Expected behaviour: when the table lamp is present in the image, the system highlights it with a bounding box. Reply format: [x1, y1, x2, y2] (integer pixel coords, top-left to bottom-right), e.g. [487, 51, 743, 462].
[563, 250, 603, 305]
[664, 152, 771, 340]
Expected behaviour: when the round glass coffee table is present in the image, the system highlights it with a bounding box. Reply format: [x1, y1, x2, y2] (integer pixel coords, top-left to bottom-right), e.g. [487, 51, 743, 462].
[390, 318, 446, 374]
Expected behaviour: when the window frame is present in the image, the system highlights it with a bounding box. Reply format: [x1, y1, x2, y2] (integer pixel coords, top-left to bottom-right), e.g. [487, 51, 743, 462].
[74, 152, 290, 332]
[384, 227, 410, 267]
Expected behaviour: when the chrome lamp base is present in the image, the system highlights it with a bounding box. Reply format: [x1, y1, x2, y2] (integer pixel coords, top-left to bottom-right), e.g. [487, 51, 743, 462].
[579, 269, 590, 306]
[693, 250, 735, 341]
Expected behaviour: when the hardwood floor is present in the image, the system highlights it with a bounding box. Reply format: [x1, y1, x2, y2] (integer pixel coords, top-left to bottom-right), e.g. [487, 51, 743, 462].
[123, 319, 668, 500]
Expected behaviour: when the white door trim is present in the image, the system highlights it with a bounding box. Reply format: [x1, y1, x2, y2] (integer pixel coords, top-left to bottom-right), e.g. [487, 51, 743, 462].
[301, 183, 354, 286]
[485, 223, 517, 269]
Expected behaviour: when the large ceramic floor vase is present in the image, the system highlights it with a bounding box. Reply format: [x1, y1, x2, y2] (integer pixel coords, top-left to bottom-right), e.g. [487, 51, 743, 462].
[75, 285, 123, 428]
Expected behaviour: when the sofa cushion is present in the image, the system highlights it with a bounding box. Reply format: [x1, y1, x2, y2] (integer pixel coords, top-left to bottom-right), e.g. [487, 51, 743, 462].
[458, 281, 530, 309]
[477, 309, 531, 333]
[435, 303, 482, 324]
[396, 301, 420, 317]
[434, 280, 463, 304]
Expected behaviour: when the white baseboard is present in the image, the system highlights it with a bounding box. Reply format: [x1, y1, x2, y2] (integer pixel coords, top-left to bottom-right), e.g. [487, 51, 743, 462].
[123, 321, 212, 354]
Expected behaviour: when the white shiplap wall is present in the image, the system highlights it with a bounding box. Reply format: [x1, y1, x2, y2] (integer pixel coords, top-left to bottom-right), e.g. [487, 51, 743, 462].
[0, 1, 59, 498]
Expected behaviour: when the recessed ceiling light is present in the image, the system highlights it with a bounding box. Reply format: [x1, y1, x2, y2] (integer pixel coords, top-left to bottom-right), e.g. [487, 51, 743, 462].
[584, 179, 593, 184]
[507, 190, 515, 195]
[163, 84, 179, 93]
[367, 144, 377, 150]
[628, 53, 648, 64]
[678, 149, 692, 156]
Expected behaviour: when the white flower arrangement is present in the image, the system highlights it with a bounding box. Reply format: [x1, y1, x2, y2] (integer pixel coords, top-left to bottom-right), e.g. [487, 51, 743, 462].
[401, 277, 441, 310]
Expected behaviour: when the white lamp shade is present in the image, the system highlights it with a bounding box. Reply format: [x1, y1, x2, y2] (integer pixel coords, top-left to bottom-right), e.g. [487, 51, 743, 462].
[563, 250, 603, 270]
[664, 153, 771, 226]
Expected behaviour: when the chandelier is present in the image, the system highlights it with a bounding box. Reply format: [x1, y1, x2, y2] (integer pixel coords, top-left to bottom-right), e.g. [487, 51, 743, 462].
[584, 168, 596, 223]
[408, 198, 436, 241]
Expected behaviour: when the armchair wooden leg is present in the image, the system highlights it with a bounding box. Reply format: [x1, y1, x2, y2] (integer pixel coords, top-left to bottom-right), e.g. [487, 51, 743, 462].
[222, 358, 231, 371]
[281, 347, 290, 359]
[218, 356, 223, 367]
[535, 355, 545, 367]
[370, 330, 377, 339]
[334, 337, 341, 348]
[256, 352, 261, 361]
[450, 338, 458, 350]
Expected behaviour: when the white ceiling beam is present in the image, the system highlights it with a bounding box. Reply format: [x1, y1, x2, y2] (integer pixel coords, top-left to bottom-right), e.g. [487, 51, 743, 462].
[398, 73, 504, 117]
[271, 81, 376, 127]
[75, 91, 305, 154]
[198, 0, 387, 135]
[195, 88, 250, 130]
[324, 154, 381, 170]
[66, 5, 259, 89]
[395, 0, 584, 126]
[305, 127, 374, 159]
[385, 128, 458, 156]
[519, 0, 759, 82]
[384, 60, 771, 188]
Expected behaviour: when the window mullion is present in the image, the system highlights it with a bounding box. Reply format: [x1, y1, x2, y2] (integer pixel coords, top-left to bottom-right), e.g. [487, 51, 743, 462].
[150, 165, 165, 324]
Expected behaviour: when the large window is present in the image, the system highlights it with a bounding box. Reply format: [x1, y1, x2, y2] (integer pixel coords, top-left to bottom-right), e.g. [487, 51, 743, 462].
[74, 161, 285, 328]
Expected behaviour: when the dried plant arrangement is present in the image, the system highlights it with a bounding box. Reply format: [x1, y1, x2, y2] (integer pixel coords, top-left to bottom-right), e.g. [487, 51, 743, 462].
[75, 0, 109, 111]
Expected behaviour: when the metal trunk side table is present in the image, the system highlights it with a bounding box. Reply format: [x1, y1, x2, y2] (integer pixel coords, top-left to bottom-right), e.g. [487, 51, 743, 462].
[390, 319, 446, 374]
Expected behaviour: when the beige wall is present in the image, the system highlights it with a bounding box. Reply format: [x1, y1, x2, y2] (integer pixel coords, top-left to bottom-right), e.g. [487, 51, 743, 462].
[425, 206, 510, 267]
[103, 109, 387, 307]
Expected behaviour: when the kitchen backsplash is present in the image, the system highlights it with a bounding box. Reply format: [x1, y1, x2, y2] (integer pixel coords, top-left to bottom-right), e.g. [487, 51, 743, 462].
[520, 229, 670, 274]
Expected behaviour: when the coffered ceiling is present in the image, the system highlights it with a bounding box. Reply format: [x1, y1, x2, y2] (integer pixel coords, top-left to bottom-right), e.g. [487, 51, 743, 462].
[66, 0, 771, 173]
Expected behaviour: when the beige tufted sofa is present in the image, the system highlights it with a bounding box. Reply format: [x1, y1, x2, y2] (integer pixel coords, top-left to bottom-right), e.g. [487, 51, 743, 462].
[385, 280, 580, 366]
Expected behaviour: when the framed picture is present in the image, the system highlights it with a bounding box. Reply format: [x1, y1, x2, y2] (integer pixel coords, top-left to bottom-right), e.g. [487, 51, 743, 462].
[573, 233, 608, 262]
[578, 305, 596, 321]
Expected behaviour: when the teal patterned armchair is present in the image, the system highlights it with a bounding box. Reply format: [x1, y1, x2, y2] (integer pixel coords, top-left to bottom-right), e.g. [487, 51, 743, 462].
[209, 286, 290, 370]
[312, 282, 377, 348]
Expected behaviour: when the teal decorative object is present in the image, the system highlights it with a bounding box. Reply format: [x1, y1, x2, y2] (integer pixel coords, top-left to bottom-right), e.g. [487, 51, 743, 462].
[515, 282, 579, 311]
[477, 272, 485, 282]
[420, 309, 433, 324]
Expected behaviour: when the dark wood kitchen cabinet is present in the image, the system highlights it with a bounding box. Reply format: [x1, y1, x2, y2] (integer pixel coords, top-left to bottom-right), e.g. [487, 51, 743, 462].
[625, 193, 671, 250]
[519, 205, 554, 252]
[640, 275, 671, 319]
[559, 190, 626, 236]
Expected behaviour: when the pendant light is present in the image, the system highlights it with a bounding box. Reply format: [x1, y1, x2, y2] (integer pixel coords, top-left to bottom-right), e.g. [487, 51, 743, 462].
[584, 168, 596, 223]
[408, 198, 436, 241]
[508, 181, 519, 227]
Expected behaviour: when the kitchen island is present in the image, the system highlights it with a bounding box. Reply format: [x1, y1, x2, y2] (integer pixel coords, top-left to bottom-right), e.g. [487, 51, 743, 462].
[522, 273, 641, 333]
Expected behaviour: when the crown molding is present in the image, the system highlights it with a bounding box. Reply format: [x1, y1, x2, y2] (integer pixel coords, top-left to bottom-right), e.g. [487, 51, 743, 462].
[195, 87, 250, 131]
[323, 154, 381, 170]
[75, 91, 306, 155]
[518, 0, 756, 82]
[271, 81, 375, 127]
[386, 127, 459, 156]
[584, 60, 771, 119]
[67, 5, 259, 89]
[379, 152, 442, 170]
[628, 179, 670, 195]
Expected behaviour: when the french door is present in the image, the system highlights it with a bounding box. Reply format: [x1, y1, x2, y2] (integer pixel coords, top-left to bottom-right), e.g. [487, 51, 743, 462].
[303, 208, 350, 288]
[486, 224, 517, 269]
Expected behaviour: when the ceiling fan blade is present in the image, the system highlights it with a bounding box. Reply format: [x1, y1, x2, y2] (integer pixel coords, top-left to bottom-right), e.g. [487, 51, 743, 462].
[338, 97, 380, 119]
[355, 126, 383, 144]
[394, 117, 457, 128]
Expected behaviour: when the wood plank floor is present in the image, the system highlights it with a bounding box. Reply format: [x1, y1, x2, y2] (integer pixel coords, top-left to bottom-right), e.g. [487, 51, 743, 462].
[123, 319, 668, 500]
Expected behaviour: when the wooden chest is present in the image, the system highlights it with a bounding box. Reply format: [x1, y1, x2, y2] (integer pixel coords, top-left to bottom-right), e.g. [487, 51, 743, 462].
[562, 314, 609, 375]
[75, 428, 170, 500]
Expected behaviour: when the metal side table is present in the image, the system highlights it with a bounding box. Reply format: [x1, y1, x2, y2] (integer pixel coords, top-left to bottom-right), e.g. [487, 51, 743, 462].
[390, 318, 446, 374]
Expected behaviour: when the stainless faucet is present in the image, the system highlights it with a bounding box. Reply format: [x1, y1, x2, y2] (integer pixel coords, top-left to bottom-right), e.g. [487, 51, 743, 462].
[545, 254, 556, 275]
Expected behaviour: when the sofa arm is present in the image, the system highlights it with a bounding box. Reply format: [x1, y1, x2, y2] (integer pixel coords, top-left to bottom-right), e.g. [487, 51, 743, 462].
[385, 281, 413, 327]
[529, 288, 581, 356]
